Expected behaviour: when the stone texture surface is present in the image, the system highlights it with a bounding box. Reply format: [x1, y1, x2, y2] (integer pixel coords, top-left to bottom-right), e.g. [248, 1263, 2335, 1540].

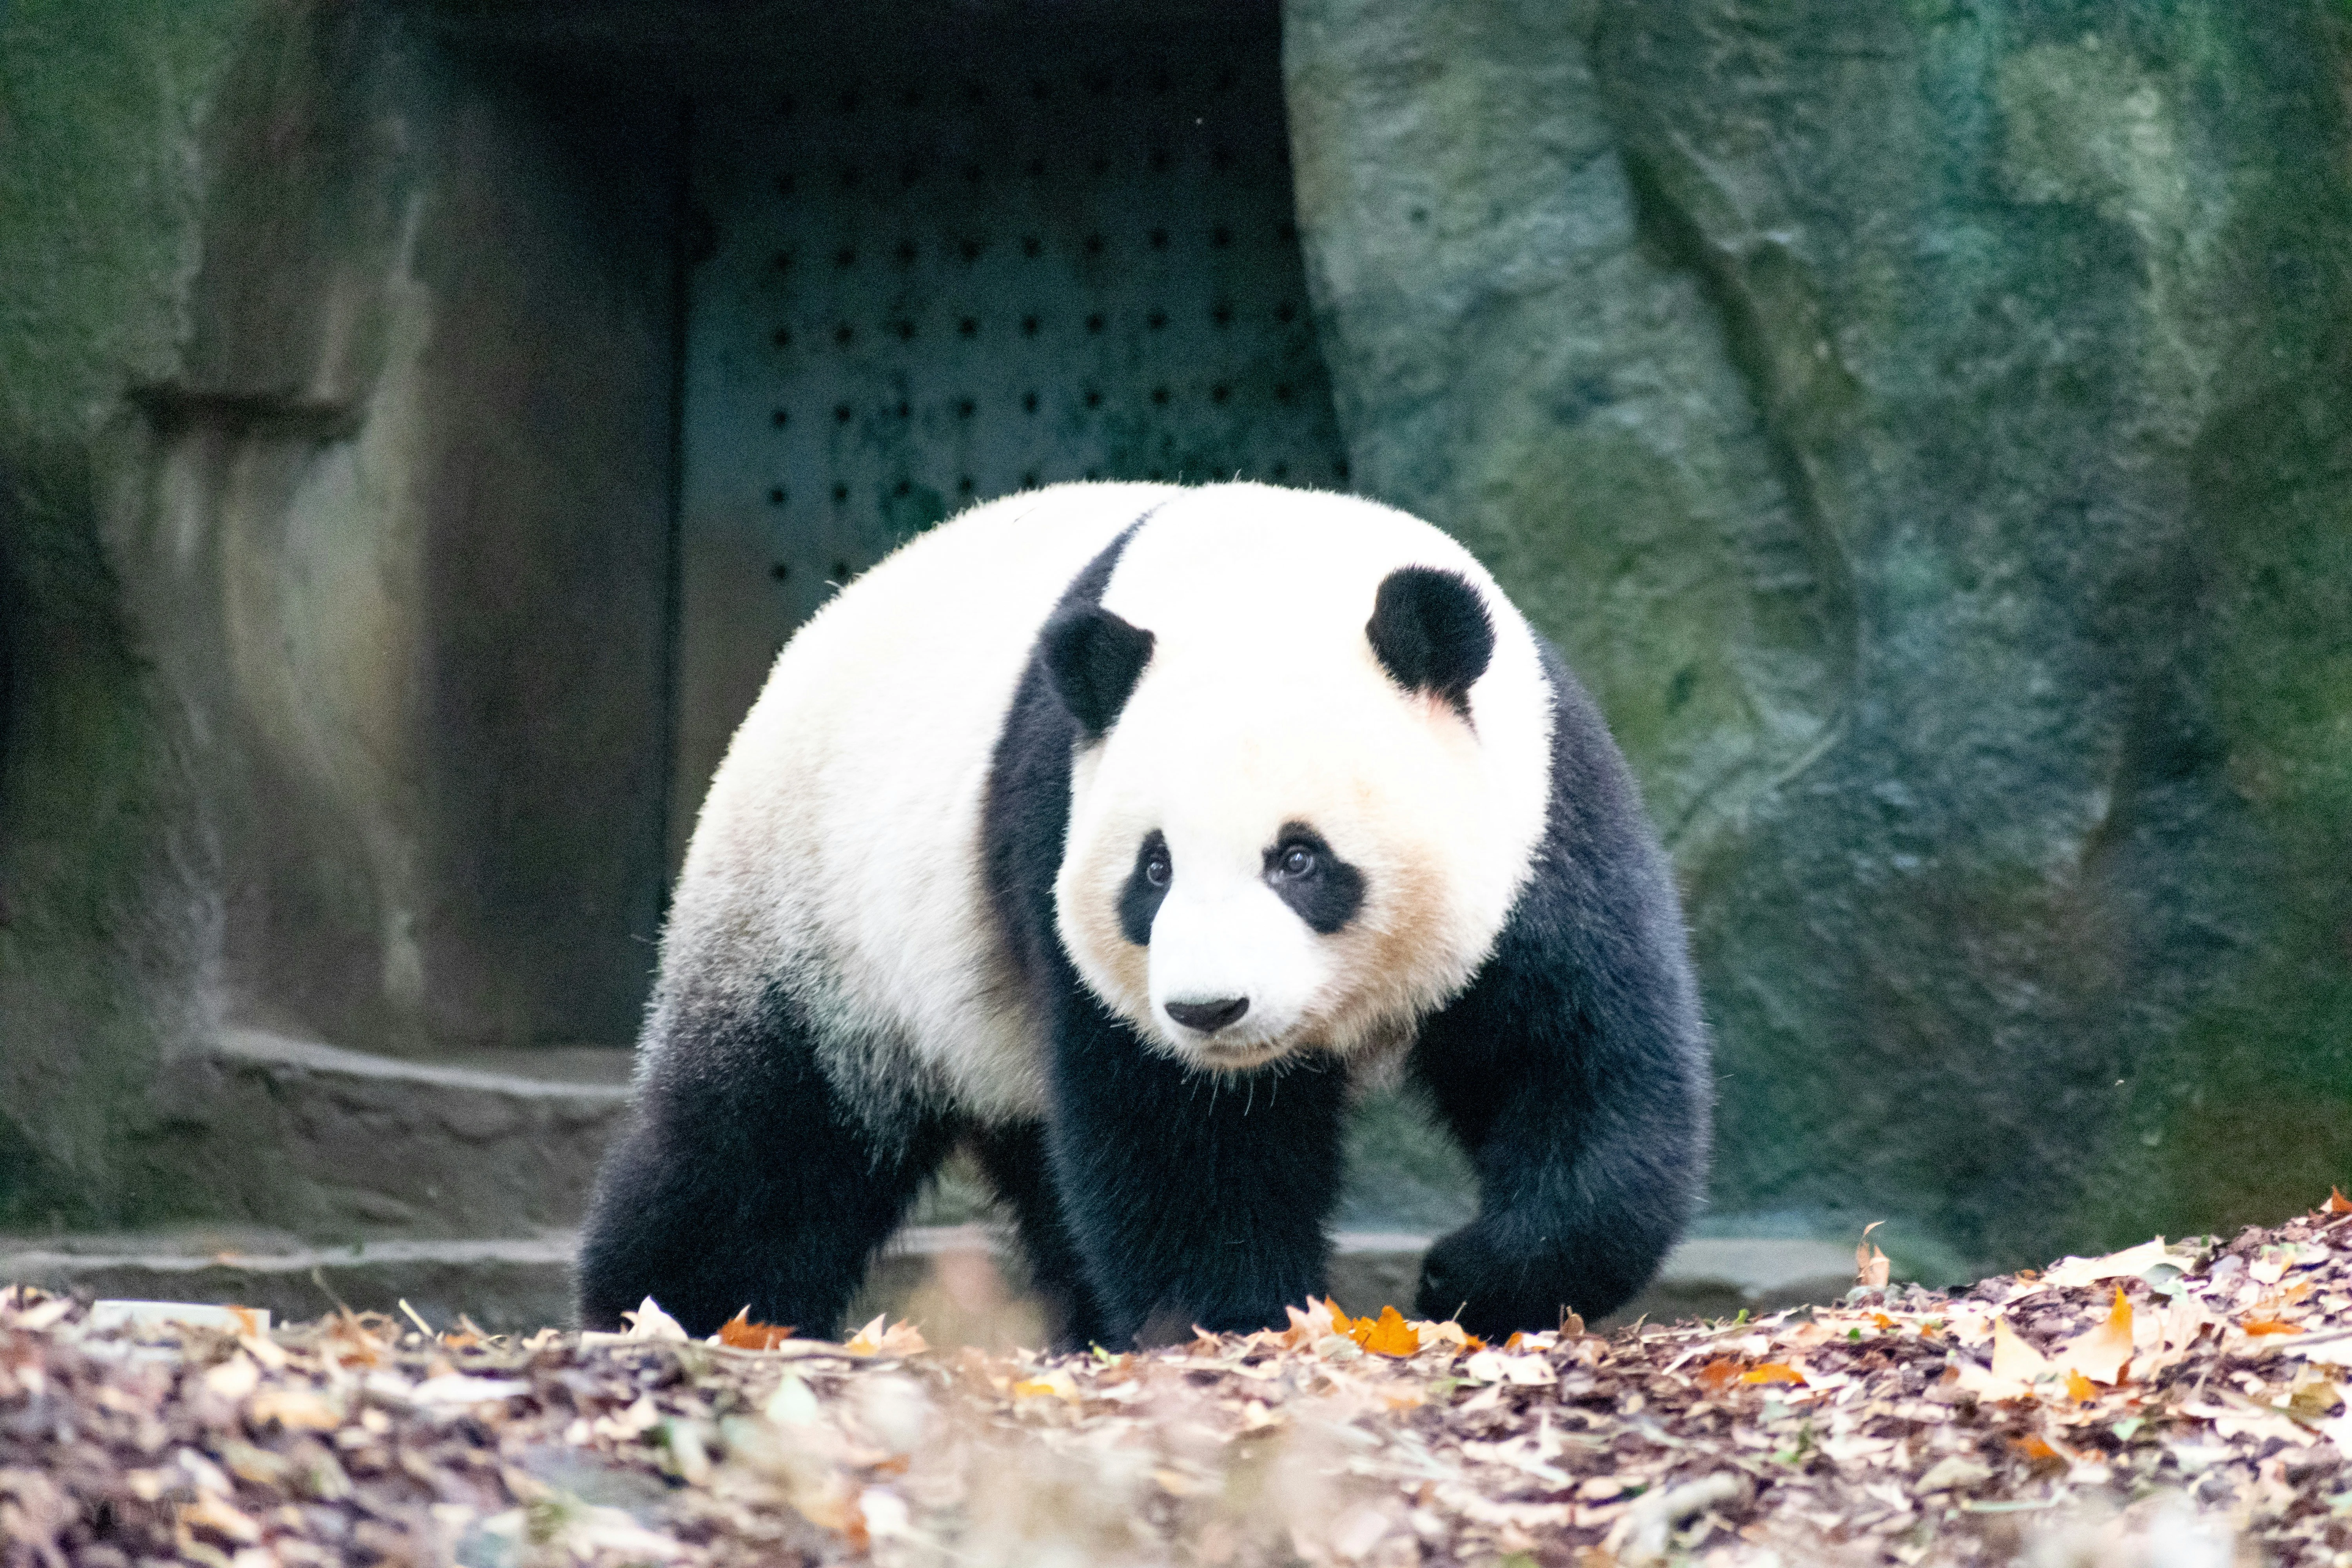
[1289, 0, 2352, 1276]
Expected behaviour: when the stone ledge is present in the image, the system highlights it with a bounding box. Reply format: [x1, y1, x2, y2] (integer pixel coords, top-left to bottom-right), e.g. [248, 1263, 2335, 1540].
[0, 1228, 1860, 1338]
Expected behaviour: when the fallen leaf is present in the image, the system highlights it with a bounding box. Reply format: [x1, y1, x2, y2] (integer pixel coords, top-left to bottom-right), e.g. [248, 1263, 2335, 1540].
[2065, 1369, 2098, 1402]
[1695, 1359, 1742, 1393]
[2056, 1287, 2134, 1385]
[1741, 1363, 1806, 1386]
[2242, 1318, 2301, 1336]
[1359, 1306, 1420, 1358]
[1916, 1455, 1994, 1493]
[1991, 1318, 2053, 1382]
[2043, 1239, 2169, 1289]
[2326, 1187, 2352, 1215]
[1856, 1222, 1891, 1289]
[716, 1308, 797, 1350]
[621, 1298, 690, 1343]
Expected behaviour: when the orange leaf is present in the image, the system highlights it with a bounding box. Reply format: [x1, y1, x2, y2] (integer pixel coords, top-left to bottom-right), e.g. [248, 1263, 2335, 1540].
[1359, 1305, 1420, 1357]
[1695, 1359, 1742, 1393]
[2011, 1434, 2064, 1466]
[1870, 1312, 1895, 1330]
[717, 1308, 796, 1350]
[2242, 1318, 2302, 1336]
[1742, 1363, 1806, 1386]
[2325, 1187, 2352, 1214]
[1855, 1221, 1891, 1289]
[2064, 1369, 2098, 1402]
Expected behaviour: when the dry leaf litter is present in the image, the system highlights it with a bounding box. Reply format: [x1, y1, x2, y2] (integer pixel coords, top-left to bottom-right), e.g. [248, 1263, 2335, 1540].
[13, 1199, 2352, 1568]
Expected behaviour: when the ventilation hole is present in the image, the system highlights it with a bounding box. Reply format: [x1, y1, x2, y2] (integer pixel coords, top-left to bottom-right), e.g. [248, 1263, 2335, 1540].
[1029, 79, 1051, 101]
[894, 479, 912, 497]
[1084, 389, 1103, 408]
[769, 559, 789, 577]
[1085, 313, 1105, 335]
[771, 408, 789, 427]
[894, 319, 916, 341]
[838, 90, 860, 113]
[1274, 383, 1294, 402]
[778, 94, 797, 117]
[956, 398, 976, 418]
[775, 173, 796, 196]
[772, 326, 792, 348]
[1088, 154, 1110, 176]
[831, 557, 851, 577]
[1148, 228, 1169, 250]
[900, 164, 922, 188]
[901, 87, 923, 109]
[1084, 71, 1111, 96]
[1211, 226, 1232, 248]
[1150, 68, 1172, 93]
[1211, 303, 1233, 327]
[965, 83, 987, 106]
[962, 163, 984, 184]
[773, 250, 794, 270]
[1083, 233, 1105, 256]
[1022, 469, 1040, 488]
[1022, 236, 1042, 258]
[1276, 300, 1298, 323]
[1146, 309, 1167, 330]
[768, 492, 786, 510]
[1272, 461, 1290, 480]
[1277, 220, 1298, 243]
[958, 317, 978, 337]
[834, 404, 853, 423]
[831, 487, 849, 506]
[1335, 458, 1352, 482]
[834, 247, 856, 268]
[1147, 149, 1170, 174]
[1025, 156, 1046, 177]
[1020, 315, 1040, 336]
[1150, 385, 1171, 405]
[1212, 69, 1233, 93]
[1210, 145, 1235, 171]
[1147, 469, 1166, 481]
[1084, 468, 1101, 480]
[958, 475, 975, 492]
[960, 238, 984, 262]
[896, 401, 911, 418]
[896, 240, 918, 265]
[1210, 384, 1230, 404]
[840, 166, 862, 190]
[834, 323, 855, 346]
[1022, 390, 1040, 413]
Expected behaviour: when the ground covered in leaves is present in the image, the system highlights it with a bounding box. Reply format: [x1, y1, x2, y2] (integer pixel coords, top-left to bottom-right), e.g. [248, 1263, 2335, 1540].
[12, 1206, 2352, 1568]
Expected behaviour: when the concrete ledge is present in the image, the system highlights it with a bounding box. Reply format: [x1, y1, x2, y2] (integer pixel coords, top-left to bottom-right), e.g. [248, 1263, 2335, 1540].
[2, 1227, 1861, 1338]
[150, 1028, 635, 1241]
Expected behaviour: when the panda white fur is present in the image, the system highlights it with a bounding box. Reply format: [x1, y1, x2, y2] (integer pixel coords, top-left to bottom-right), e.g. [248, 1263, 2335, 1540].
[578, 481, 1709, 1346]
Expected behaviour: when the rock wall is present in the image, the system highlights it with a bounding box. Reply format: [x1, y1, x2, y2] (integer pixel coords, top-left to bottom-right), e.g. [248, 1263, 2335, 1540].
[1289, 0, 2352, 1275]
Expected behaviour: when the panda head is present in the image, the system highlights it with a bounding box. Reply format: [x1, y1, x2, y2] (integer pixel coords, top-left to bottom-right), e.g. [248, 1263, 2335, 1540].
[1045, 493, 1552, 1074]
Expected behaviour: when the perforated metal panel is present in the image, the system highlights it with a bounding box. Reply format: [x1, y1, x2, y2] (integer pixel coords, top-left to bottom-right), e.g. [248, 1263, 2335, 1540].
[670, 24, 1350, 853]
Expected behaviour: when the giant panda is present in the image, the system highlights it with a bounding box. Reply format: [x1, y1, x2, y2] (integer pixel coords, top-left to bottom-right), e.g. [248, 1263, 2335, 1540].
[577, 481, 1709, 1347]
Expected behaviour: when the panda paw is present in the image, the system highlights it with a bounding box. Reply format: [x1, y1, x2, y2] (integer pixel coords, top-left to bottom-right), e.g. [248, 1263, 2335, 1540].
[1415, 1221, 1648, 1338]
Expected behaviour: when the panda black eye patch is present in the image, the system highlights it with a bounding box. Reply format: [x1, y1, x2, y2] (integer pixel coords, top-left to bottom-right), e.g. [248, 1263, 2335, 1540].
[1263, 823, 1364, 934]
[1118, 830, 1172, 946]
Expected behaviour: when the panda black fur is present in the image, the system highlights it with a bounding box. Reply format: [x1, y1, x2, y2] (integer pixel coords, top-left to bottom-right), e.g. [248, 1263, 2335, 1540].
[577, 481, 1710, 1347]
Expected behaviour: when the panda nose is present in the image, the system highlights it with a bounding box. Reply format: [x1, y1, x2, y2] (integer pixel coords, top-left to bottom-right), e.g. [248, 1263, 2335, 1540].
[1166, 996, 1250, 1033]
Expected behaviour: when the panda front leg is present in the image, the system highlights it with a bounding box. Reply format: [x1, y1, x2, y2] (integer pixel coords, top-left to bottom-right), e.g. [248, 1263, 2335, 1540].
[576, 985, 956, 1336]
[1044, 992, 1350, 1347]
[1408, 657, 1713, 1337]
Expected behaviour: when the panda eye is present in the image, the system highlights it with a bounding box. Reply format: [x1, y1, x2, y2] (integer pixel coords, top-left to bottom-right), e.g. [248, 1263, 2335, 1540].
[1145, 852, 1171, 887]
[1276, 845, 1316, 880]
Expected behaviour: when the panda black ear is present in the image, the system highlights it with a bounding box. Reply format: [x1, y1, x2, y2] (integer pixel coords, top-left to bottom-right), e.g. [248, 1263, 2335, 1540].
[1042, 606, 1156, 739]
[1367, 566, 1495, 717]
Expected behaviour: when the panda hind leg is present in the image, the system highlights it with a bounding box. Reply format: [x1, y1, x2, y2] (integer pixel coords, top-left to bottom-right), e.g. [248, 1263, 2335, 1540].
[577, 986, 956, 1338]
[972, 1121, 1110, 1352]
